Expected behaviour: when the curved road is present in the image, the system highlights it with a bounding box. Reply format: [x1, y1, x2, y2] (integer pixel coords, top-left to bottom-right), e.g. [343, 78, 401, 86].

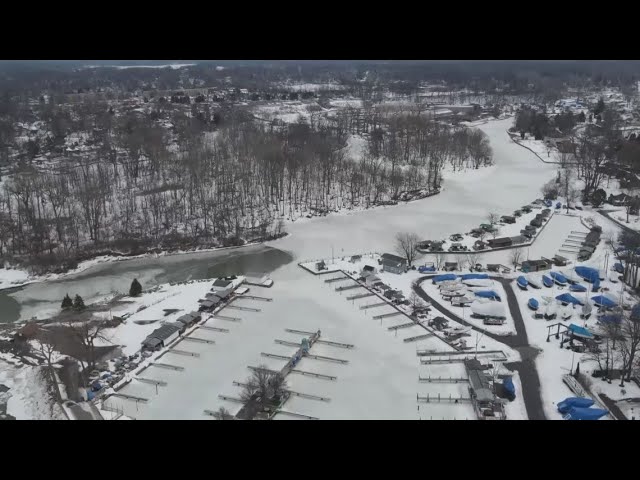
[413, 275, 546, 420]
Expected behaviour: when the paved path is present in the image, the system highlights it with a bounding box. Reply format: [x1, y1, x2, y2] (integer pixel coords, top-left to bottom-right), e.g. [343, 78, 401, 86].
[414, 275, 546, 420]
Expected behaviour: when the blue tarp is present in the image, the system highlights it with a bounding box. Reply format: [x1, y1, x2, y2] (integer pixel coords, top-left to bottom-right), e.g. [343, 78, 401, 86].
[516, 276, 528, 289]
[557, 397, 595, 414]
[550, 271, 568, 285]
[570, 284, 587, 292]
[598, 314, 622, 325]
[503, 377, 516, 397]
[614, 263, 625, 274]
[564, 407, 608, 420]
[528, 298, 539, 310]
[419, 265, 436, 273]
[575, 266, 599, 283]
[432, 274, 457, 283]
[544, 200, 553, 207]
[556, 293, 583, 306]
[474, 290, 501, 301]
[459, 273, 489, 280]
[568, 323, 594, 339]
[542, 275, 553, 287]
[591, 295, 617, 308]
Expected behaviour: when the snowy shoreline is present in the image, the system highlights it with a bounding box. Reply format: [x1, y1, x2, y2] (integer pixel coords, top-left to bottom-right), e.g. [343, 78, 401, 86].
[0, 236, 290, 293]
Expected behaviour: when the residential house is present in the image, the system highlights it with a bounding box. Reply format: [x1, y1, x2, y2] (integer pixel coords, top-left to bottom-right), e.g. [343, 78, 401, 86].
[608, 193, 630, 206]
[360, 265, 377, 279]
[380, 253, 408, 274]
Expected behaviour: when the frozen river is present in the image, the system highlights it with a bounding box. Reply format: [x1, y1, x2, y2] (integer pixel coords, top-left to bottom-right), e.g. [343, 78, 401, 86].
[2, 117, 556, 323]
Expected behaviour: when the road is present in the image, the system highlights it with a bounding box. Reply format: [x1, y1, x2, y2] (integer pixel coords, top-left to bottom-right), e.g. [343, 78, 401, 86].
[413, 275, 546, 420]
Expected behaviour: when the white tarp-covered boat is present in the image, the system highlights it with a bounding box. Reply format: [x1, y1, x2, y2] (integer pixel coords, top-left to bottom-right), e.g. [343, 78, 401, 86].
[470, 300, 506, 319]
[462, 278, 494, 287]
[525, 274, 542, 289]
[561, 270, 582, 284]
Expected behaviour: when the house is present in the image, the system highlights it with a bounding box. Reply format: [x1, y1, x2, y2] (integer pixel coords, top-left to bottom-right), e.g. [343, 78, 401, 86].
[198, 299, 216, 311]
[177, 312, 201, 327]
[608, 193, 630, 206]
[487, 237, 512, 248]
[501, 215, 516, 224]
[141, 324, 181, 350]
[521, 259, 552, 273]
[365, 275, 382, 287]
[360, 265, 377, 278]
[211, 278, 234, 298]
[170, 321, 187, 335]
[380, 253, 408, 274]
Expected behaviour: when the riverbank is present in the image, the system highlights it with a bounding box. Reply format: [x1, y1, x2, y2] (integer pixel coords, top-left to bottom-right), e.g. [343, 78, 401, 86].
[0, 234, 291, 293]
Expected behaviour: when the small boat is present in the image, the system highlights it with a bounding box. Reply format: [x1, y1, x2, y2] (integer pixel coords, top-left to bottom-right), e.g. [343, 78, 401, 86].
[516, 276, 529, 290]
[528, 298, 539, 310]
[549, 271, 568, 286]
[560, 306, 573, 320]
[542, 275, 554, 288]
[544, 303, 558, 320]
[569, 284, 587, 293]
[561, 270, 582, 284]
[525, 274, 542, 289]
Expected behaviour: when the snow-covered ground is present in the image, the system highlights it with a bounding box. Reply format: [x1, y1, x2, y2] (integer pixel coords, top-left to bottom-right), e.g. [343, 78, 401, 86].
[0, 363, 65, 420]
[103, 270, 486, 420]
[509, 208, 640, 419]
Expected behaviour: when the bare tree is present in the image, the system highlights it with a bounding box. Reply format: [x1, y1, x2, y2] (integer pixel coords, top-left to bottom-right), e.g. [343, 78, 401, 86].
[620, 312, 640, 382]
[434, 253, 446, 270]
[466, 253, 483, 271]
[487, 212, 500, 225]
[408, 291, 427, 313]
[395, 232, 420, 267]
[558, 167, 577, 213]
[211, 407, 234, 420]
[239, 365, 286, 408]
[510, 248, 524, 270]
[586, 323, 622, 382]
[490, 227, 500, 239]
[65, 319, 113, 377]
[35, 327, 64, 402]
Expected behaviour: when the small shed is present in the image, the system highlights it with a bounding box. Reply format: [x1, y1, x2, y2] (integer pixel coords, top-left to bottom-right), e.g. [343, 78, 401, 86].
[141, 336, 163, 351]
[350, 255, 362, 263]
[366, 275, 382, 287]
[360, 265, 377, 278]
[521, 259, 552, 273]
[553, 255, 569, 266]
[444, 262, 459, 271]
[315, 260, 327, 271]
[487, 237, 512, 248]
